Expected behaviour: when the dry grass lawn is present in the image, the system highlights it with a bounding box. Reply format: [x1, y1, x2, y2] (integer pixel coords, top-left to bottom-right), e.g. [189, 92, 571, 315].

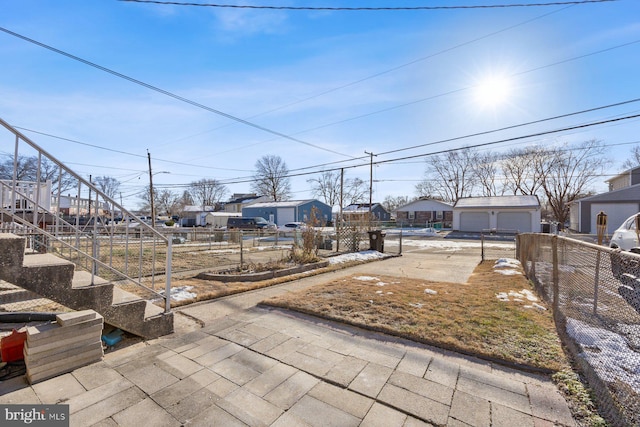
[262, 260, 569, 372]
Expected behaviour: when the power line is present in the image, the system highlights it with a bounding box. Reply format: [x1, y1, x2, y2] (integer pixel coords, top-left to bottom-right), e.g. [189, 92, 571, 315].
[118, 0, 617, 11]
[0, 26, 355, 159]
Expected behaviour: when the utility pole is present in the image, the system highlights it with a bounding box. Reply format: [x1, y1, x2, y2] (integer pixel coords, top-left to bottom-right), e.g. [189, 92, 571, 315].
[364, 151, 376, 222]
[147, 150, 155, 228]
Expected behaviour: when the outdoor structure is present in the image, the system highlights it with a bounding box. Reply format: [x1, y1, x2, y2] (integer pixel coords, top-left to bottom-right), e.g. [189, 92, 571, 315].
[606, 166, 640, 191]
[342, 203, 391, 223]
[242, 200, 332, 226]
[395, 198, 453, 228]
[570, 182, 640, 234]
[50, 194, 110, 217]
[224, 193, 270, 213]
[1, 180, 51, 211]
[179, 205, 217, 227]
[453, 195, 541, 233]
[205, 211, 241, 228]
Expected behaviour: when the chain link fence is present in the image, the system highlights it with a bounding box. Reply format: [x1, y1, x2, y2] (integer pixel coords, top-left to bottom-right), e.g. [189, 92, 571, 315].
[518, 233, 640, 427]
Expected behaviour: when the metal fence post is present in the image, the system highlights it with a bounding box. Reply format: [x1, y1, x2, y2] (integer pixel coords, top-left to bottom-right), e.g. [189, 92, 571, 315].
[594, 250, 601, 316]
[552, 235, 559, 312]
[239, 230, 244, 270]
[165, 235, 172, 313]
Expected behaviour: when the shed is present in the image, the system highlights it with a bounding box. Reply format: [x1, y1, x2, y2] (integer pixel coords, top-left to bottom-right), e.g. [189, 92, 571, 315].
[242, 200, 332, 226]
[395, 198, 453, 228]
[569, 184, 640, 234]
[453, 195, 541, 233]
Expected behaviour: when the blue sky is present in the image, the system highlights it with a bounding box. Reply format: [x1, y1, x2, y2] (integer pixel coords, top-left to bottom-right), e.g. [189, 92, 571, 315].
[1, 0, 639, 209]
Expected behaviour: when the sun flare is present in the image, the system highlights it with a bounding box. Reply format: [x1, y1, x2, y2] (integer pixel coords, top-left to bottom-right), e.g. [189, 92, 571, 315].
[473, 75, 512, 108]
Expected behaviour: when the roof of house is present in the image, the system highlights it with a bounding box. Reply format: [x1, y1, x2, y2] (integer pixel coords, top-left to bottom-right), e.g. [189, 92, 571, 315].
[574, 183, 640, 203]
[605, 166, 640, 183]
[343, 203, 387, 213]
[244, 200, 327, 209]
[182, 205, 216, 212]
[453, 195, 540, 209]
[396, 198, 453, 211]
[227, 195, 263, 204]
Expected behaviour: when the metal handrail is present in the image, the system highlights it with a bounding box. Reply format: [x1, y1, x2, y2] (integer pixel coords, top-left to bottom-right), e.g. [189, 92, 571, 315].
[0, 117, 172, 313]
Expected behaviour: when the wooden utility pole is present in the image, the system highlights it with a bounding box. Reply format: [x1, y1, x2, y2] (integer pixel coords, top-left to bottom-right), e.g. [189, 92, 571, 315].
[364, 151, 376, 224]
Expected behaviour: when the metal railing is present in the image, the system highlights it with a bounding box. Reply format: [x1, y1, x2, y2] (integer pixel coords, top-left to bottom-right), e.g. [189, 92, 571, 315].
[0, 117, 172, 313]
[517, 233, 640, 427]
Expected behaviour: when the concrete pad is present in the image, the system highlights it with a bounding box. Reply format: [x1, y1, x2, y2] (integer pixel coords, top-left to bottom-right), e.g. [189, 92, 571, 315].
[206, 376, 240, 398]
[250, 332, 291, 353]
[457, 375, 531, 415]
[0, 382, 41, 404]
[348, 362, 393, 398]
[492, 402, 535, 427]
[424, 356, 460, 388]
[459, 365, 528, 395]
[271, 411, 314, 427]
[230, 348, 279, 373]
[264, 371, 320, 410]
[70, 386, 145, 427]
[244, 363, 298, 397]
[211, 357, 262, 386]
[395, 350, 432, 378]
[151, 375, 211, 407]
[72, 362, 124, 390]
[324, 355, 368, 387]
[527, 382, 576, 427]
[222, 388, 284, 425]
[377, 383, 449, 426]
[32, 372, 86, 404]
[156, 352, 203, 379]
[180, 335, 228, 359]
[124, 364, 179, 395]
[449, 389, 491, 426]
[112, 397, 180, 427]
[387, 370, 454, 405]
[287, 395, 360, 427]
[186, 401, 247, 427]
[308, 382, 374, 419]
[66, 378, 134, 414]
[165, 387, 219, 423]
[360, 402, 407, 427]
[193, 342, 243, 367]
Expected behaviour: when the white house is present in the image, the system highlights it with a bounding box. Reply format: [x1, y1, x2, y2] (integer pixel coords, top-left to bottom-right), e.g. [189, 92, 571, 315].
[453, 195, 541, 233]
[395, 198, 453, 228]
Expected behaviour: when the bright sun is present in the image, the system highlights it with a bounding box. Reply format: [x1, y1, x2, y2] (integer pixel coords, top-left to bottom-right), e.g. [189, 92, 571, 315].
[473, 75, 512, 108]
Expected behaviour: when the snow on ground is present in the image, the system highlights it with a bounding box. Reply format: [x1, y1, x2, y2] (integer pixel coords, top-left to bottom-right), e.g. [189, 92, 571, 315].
[385, 238, 514, 251]
[496, 289, 546, 310]
[424, 289, 437, 295]
[566, 318, 640, 393]
[493, 258, 522, 276]
[157, 286, 197, 302]
[328, 250, 388, 264]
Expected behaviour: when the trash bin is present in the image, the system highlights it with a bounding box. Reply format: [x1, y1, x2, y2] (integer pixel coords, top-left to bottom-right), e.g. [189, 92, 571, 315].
[368, 230, 385, 252]
[541, 222, 550, 233]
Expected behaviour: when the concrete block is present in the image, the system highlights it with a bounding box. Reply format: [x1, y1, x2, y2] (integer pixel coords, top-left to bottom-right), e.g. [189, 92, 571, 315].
[25, 338, 102, 369]
[27, 344, 104, 380]
[56, 309, 99, 326]
[25, 325, 103, 355]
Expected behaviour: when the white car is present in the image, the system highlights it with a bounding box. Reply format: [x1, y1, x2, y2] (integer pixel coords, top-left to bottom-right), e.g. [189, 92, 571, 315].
[278, 222, 308, 233]
[610, 213, 640, 250]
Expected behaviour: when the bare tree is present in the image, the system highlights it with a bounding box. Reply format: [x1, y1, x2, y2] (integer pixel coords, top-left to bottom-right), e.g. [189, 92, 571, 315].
[540, 140, 610, 226]
[307, 170, 341, 207]
[621, 145, 640, 170]
[382, 195, 412, 213]
[251, 155, 291, 201]
[418, 148, 477, 202]
[93, 176, 121, 199]
[473, 151, 501, 197]
[189, 178, 228, 210]
[155, 189, 181, 217]
[0, 155, 74, 193]
[501, 146, 551, 196]
[344, 177, 368, 205]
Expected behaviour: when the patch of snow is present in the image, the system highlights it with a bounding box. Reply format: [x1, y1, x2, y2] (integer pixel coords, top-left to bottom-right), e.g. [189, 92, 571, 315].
[424, 289, 437, 295]
[495, 269, 522, 276]
[166, 286, 197, 302]
[385, 239, 513, 251]
[375, 282, 387, 287]
[494, 258, 521, 269]
[566, 318, 640, 392]
[354, 276, 379, 282]
[532, 303, 547, 311]
[375, 290, 383, 294]
[328, 250, 387, 264]
[387, 292, 393, 295]
[409, 303, 423, 308]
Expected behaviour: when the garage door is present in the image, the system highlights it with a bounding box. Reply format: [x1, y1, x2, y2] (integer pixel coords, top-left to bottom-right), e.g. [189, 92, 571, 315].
[591, 203, 638, 234]
[459, 212, 490, 232]
[277, 208, 295, 226]
[497, 212, 531, 233]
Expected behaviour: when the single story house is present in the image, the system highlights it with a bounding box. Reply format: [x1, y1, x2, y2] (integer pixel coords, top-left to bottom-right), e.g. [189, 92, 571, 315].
[242, 200, 332, 226]
[569, 184, 640, 234]
[224, 193, 270, 213]
[395, 198, 453, 228]
[453, 195, 541, 233]
[342, 203, 391, 222]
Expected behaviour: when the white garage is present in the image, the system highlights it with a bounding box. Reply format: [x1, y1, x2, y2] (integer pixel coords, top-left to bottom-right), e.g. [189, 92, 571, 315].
[459, 212, 490, 232]
[453, 195, 541, 233]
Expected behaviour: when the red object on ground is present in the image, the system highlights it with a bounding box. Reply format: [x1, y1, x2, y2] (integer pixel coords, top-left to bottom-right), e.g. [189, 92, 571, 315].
[0, 329, 27, 362]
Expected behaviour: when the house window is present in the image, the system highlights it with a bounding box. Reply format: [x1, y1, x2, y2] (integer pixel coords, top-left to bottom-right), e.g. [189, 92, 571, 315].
[408, 211, 415, 220]
[436, 211, 443, 220]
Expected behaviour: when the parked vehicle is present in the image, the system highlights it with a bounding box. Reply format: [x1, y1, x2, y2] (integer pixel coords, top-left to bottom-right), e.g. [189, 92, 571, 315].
[278, 222, 307, 232]
[227, 217, 273, 230]
[610, 213, 640, 250]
